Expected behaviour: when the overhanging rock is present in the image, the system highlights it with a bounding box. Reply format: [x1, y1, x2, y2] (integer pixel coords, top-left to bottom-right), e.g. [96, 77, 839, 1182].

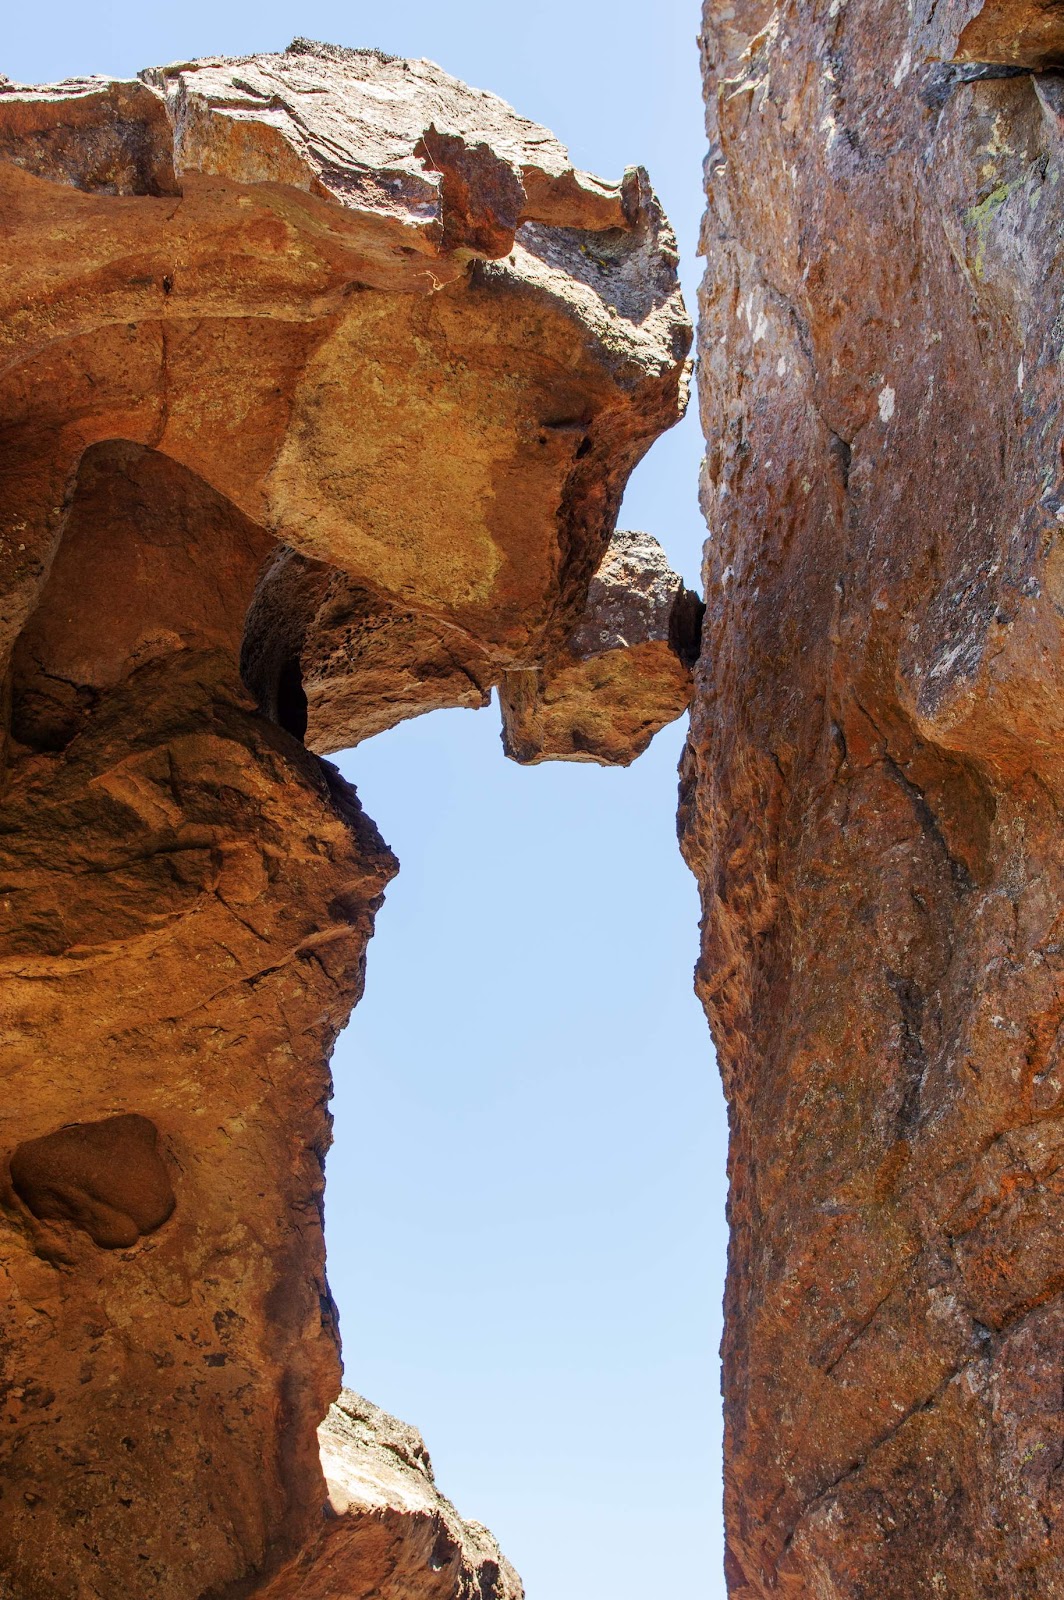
[0, 41, 691, 1599]
[0, 38, 692, 740]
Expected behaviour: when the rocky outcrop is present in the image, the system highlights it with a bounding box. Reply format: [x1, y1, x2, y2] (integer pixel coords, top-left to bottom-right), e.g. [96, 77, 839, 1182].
[955, 0, 1064, 67]
[0, 41, 690, 1598]
[500, 530, 702, 765]
[688, 0, 1064, 1594]
[256, 1391, 523, 1600]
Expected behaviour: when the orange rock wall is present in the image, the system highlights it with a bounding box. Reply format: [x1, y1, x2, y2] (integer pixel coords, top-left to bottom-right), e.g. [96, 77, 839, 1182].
[0, 42, 692, 1599]
[0, 444, 396, 1594]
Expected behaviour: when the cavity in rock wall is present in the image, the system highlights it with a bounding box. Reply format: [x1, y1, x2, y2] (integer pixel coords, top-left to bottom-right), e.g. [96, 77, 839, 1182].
[0, 42, 692, 1598]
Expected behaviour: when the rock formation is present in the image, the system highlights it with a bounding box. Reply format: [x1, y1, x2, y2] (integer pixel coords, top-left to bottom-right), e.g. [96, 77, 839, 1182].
[501, 529, 702, 765]
[258, 1391, 523, 1600]
[687, 0, 1064, 1593]
[0, 41, 691, 1598]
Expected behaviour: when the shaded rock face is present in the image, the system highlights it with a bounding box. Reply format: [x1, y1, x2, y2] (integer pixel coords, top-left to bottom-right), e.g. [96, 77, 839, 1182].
[0, 41, 690, 1599]
[10, 1115, 176, 1249]
[0, 440, 397, 1599]
[687, 1, 1064, 1595]
[956, 0, 1064, 67]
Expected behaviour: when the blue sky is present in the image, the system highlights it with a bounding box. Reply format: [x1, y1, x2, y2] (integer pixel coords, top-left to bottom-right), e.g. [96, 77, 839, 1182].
[8, 4, 727, 1594]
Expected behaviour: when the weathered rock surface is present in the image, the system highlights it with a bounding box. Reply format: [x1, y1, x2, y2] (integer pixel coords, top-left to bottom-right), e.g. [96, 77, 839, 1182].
[257, 1391, 523, 1600]
[687, 0, 1064, 1594]
[500, 530, 702, 765]
[0, 41, 690, 1598]
[956, 0, 1064, 67]
[0, 39, 690, 720]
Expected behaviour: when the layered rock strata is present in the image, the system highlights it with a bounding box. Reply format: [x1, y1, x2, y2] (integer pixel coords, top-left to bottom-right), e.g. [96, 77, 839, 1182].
[687, 0, 1064, 1594]
[0, 41, 691, 1598]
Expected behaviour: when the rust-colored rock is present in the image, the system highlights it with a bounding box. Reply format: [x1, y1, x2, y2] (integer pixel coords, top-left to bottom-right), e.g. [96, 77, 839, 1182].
[687, 1, 1064, 1594]
[956, 0, 1064, 67]
[10, 1114, 175, 1250]
[0, 441, 396, 1599]
[0, 40, 690, 1599]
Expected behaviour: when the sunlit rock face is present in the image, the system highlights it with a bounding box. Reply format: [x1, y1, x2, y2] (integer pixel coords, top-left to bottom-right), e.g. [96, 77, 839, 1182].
[255, 1391, 523, 1600]
[687, 0, 1064, 1595]
[955, 0, 1064, 66]
[0, 41, 690, 1598]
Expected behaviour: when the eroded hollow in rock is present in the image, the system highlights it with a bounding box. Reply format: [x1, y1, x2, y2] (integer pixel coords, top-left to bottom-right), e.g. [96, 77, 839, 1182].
[10, 1114, 175, 1249]
[11, 439, 275, 758]
[0, 38, 694, 1600]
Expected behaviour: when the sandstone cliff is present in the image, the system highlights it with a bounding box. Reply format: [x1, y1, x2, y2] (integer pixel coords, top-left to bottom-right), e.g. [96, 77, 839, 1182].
[688, 0, 1064, 1593]
[0, 41, 692, 1597]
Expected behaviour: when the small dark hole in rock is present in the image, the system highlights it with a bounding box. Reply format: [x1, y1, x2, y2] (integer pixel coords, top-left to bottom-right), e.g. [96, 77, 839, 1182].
[276, 657, 309, 741]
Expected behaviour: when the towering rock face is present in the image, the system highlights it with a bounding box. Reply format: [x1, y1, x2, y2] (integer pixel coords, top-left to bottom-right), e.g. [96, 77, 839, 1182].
[687, 0, 1064, 1594]
[0, 42, 691, 1598]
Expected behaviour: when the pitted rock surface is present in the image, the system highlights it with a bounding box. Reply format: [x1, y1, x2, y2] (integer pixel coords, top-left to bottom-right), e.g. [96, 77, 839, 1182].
[687, 0, 1064, 1594]
[0, 41, 690, 1599]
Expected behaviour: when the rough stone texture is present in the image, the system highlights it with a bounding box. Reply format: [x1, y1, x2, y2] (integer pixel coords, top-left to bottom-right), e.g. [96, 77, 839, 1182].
[0, 442, 397, 1600]
[10, 1115, 176, 1250]
[956, 0, 1064, 67]
[0, 41, 690, 1598]
[0, 41, 690, 710]
[686, 1, 1064, 1595]
[500, 530, 702, 765]
[255, 1391, 523, 1600]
